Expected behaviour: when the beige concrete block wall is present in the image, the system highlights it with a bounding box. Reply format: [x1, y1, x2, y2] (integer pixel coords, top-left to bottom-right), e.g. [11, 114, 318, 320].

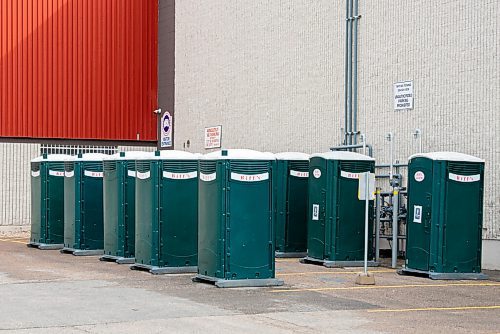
[175, 1, 345, 153]
[0, 143, 155, 237]
[0, 143, 40, 236]
[357, 1, 499, 241]
[174, 1, 500, 267]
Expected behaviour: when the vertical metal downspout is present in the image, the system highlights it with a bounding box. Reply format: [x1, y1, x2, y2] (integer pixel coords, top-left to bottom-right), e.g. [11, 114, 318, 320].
[352, 0, 359, 145]
[344, 0, 351, 145]
[347, 0, 353, 145]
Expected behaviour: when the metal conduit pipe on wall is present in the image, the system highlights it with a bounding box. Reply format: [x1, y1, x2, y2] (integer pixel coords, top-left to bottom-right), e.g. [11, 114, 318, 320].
[352, 0, 360, 145]
[344, 0, 352, 145]
[343, 0, 362, 147]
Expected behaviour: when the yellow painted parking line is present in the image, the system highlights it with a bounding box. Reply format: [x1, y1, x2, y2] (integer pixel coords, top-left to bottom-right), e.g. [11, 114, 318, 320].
[277, 269, 394, 276]
[270, 282, 500, 293]
[0, 237, 28, 240]
[367, 305, 500, 313]
[0, 239, 28, 244]
[275, 258, 301, 263]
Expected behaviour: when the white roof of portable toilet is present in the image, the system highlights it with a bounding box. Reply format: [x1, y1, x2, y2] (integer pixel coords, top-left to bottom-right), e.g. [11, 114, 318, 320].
[135, 150, 200, 160]
[409, 152, 484, 163]
[31, 154, 71, 163]
[310, 151, 374, 161]
[65, 153, 109, 161]
[202, 149, 275, 160]
[275, 152, 310, 161]
[103, 151, 156, 161]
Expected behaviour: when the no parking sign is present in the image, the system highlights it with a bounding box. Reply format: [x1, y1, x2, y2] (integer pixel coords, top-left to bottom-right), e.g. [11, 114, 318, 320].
[160, 111, 172, 148]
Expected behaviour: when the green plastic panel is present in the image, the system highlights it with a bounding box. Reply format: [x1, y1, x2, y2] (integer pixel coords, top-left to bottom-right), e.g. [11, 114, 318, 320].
[406, 158, 433, 271]
[46, 162, 65, 244]
[307, 158, 328, 259]
[197, 160, 224, 278]
[159, 160, 198, 267]
[30, 162, 42, 243]
[64, 161, 77, 249]
[103, 160, 136, 258]
[63, 160, 104, 250]
[134, 160, 157, 265]
[275, 160, 309, 253]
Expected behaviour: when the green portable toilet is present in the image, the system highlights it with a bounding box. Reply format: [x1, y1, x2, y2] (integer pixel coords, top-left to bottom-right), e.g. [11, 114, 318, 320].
[61, 153, 107, 256]
[274, 152, 310, 258]
[400, 152, 488, 280]
[194, 149, 283, 288]
[304, 151, 377, 267]
[131, 150, 200, 274]
[28, 154, 70, 250]
[100, 151, 145, 264]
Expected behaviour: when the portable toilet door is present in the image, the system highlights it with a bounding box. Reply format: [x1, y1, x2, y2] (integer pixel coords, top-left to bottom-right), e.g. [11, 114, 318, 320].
[132, 153, 158, 270]
[306, 154, 329, 261]
[158, 154, 199, 270]
[402, 152, 487, 280]
[101, 151, 144, 264]
[28, 154, 69, 250]
[61, 153, 107, 256]
[274, 152, 310, 258]
[403, 154, 434, 272]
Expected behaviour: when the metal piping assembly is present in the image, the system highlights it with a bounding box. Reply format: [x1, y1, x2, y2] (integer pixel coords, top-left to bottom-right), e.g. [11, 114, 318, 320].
[330, 143, 373, 157]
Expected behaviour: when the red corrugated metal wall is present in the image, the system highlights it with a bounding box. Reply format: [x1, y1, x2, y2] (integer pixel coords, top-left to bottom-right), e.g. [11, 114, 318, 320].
[0, 0, 158, 141]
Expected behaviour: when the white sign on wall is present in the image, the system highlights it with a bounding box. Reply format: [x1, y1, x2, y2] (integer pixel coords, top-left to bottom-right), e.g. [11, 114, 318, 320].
[204, 126, 222, 149]
[394, 81, 414, 110]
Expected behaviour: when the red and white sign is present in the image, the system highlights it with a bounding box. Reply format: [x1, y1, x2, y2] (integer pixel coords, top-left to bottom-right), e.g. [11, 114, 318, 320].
[31, 170, 40, 177]
[449, 173, 480, 183]
[49, 170, 65, 177]
[341, 171, 360, 179]
[290, 170, 309, 178]
[231, 172, 269, 182]
[313, 169, 322, 179]
[414, 171, 425, 182]
[204, 126, 222, 149]
[65, 171, 74, 178]
[163, 171, 198, 180]
[84, 170, 103, 178]
[136, 171, 150, 180]
[200, 172, 216, 182]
